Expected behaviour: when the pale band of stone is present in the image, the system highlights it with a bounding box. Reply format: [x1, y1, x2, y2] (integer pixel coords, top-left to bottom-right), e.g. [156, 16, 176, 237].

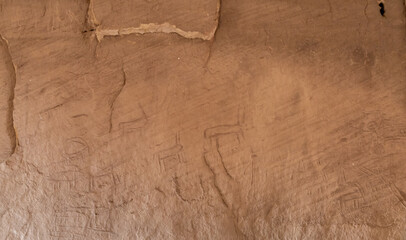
[93, 0, 221, 41]
[96, 22, 217, 41]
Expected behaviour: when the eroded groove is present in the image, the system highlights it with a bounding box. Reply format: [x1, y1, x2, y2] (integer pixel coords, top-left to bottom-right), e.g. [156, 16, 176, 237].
[216, 141, 233, 180]
[211, 0, 222, 41]
[364, 0, 369, 23]
[403, 0, 406, 20]
[204, 0, 222, 67]
[108, 67, 127, 133]
[0, 34, 18, 156]
[203, 154, 230, 208]
[95, 0, 221, 42]
[86, 0, 99, 29]
[173, 176, 190, 203]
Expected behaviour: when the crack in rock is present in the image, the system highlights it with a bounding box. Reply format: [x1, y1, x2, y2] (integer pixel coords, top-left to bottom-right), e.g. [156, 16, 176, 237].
[108, 67, 127, 133]
[203, 154, 230, 208]
[0, 34, 18, 157]
[93, 0, 221, 41]
[86, 0, 99, 29]
[403, 0, 406, 20]
[204, 0, 222, 67]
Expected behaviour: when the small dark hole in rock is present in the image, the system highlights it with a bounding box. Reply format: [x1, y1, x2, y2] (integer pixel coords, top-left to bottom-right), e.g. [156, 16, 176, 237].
[378, 2, 385, 17]
[82, 29, 96, 33]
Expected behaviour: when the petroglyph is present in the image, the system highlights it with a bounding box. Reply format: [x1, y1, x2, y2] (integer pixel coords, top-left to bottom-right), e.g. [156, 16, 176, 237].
[155, 134, 185, 173]
[1, 0, 406, 238]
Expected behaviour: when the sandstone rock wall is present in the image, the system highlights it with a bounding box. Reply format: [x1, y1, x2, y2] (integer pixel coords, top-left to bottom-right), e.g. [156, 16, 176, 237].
[0, 0, 405, 239]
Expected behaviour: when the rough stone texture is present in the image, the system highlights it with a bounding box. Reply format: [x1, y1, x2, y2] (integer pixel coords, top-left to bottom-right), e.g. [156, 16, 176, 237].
[0, 0, 405, 239]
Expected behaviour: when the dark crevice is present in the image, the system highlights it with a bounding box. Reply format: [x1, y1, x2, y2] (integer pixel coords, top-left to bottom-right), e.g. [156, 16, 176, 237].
[403, 0, 406, 22]
[379, 2, 385, 17]
[82, 28, 96, 33]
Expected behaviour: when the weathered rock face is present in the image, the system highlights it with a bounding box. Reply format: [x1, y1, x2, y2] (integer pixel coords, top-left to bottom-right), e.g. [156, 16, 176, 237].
[0, 0, 405, 239]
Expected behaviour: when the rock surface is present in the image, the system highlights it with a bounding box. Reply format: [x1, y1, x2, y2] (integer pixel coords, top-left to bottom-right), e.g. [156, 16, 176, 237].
[0, 0, 405, 239]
